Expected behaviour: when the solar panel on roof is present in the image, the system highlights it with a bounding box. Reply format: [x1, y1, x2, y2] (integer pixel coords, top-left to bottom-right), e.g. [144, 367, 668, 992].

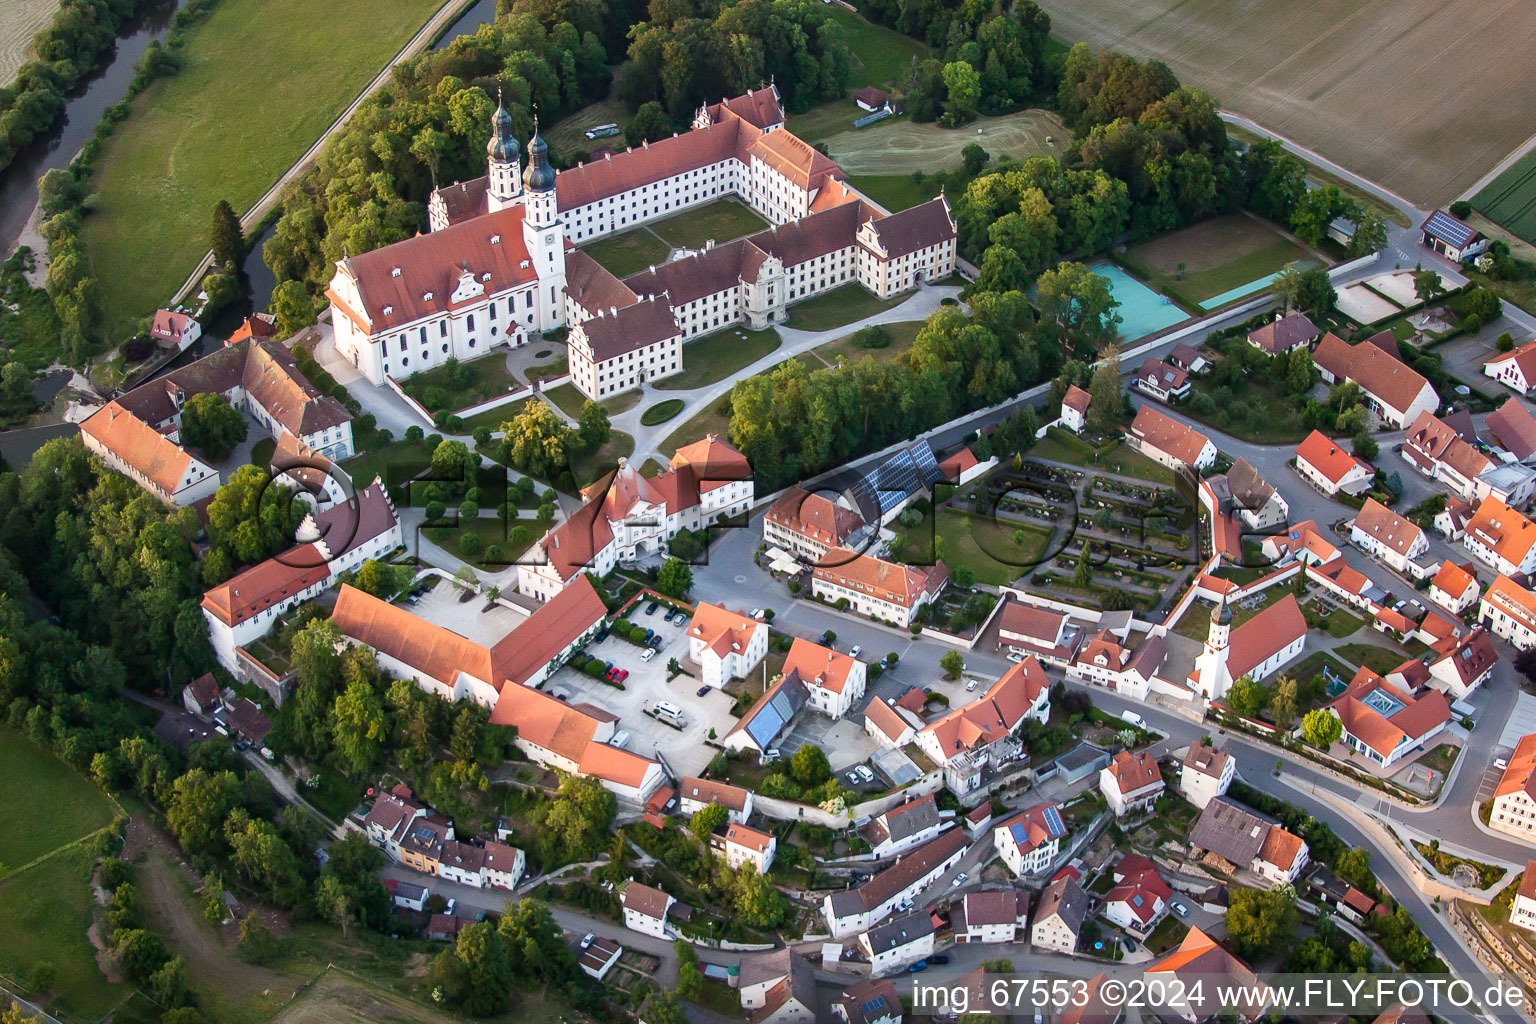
[861, 997, 889, 1014]
[854, 441, 947, 514]
[1009, 823, 1027, 843]
[1426, 211, 1475, 248]
[747, 706, 783, 748]
[1043, 805, 1065, 836]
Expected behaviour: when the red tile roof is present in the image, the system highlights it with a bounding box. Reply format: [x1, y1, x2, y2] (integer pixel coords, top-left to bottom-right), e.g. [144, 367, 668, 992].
[80, 401, 202, 495]
[1328, 667, 1451, 759]
[1466, 494, 1536, 569]
[1487, 398, 1536, 460]
[1314, 332, 1434, 416]
[1354, 498, 1424, 557]
[1226, 594, 1306, 681]
[1106, 750, 1162, 795]
[782, 637, 859, 694]
[1125, 405, 1212, 468]
[1295, 430, 1369, 485]
[813, 549, 948, 608]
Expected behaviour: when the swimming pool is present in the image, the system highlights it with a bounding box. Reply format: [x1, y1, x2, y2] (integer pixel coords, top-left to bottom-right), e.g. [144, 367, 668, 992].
[1090, 262, 1188, 341]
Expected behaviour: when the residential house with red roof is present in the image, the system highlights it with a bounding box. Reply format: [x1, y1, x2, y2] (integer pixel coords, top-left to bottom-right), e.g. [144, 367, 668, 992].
[952, 890, 1030, 943]
[1133, 357, 1191, 403]
[1187, 594, 1307, 701]
[1099, 750, 1164, 817]
[1060, 384, 1091, 433]
[1486, 398, 1536, 463]
[1327, 667, 1451, 769]
[201, 479, 401, 677]
[1402, 410, 1495, 502]
[831, 979, 902, 1024]
[1179, 740, 1234, 809]
[1511, 862, 1536, 933]
[1101, 854, 1172, 936]
[1123, 405, 1216, 472]
[1463, 494, 1536, 578]
[1314, 332, 1438, 428]
[862, 694, 922, 749]
[812, 549, 948, 628]
[822, 829, 966, 937]
[1246, 311, 1318, 355]
[859, 794, 946, 859]
[1147, 927, 1268, 1021]
[1294, 430, 1373, 497]
[763, 486, 866, 564]
[993, 802, 1067, 877]
[1189, 796, 1309, 886]
[335, 88, 955, 397]
[1425, 626, 1498, 698]
[1031, 873, 1088, 953]
[150, 308, 201, 350]
[517, 438, 751, 602]
[1480, 573, 1536, 650]
[781, 636, 866, 718]
[1429, 560, 1481, 615]
[676, 777, 753, 824]
[739, 949, 817, 1024]
[997, 599, 1083, 665]
[1490, 734, 1536, 842]
[1351, 498, 1429, 575]
[710, 822, 776, 874]
[914, 657, 1050, 794]
[620, 880, 676, 938]
[1485, 340, 1536, 395]
[688, 602, 768, 688]
[1068, 630, 1167, 699]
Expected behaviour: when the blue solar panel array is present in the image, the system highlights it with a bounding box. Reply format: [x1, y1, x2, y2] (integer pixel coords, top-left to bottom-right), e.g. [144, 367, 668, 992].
[1425, 210, 1475, 248]
[861, 997, 890, 1015]
[1009, 822, 1028, 844]
[1042, 804, 1065, 837]
[854, 441, 947, 514]
[745, 682, 807, 749]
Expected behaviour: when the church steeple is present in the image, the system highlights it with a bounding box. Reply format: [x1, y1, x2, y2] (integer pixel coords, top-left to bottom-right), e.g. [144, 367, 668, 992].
[487, 85, 522, 211]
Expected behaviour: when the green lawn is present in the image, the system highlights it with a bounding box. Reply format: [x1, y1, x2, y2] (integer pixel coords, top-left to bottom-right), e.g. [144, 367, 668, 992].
[825, 6, 928, 88]
[0, 729, 118, 870]
[784, 284, 909, 332]
[80, 0, 446, 337]
[784, 100, 868, 146]
[1029, 428, 1177, 485]
[459, 398, 530, 433]
[1172, 596, 1274, 643]
[541, 98, 630, 157]
[654, 327, 782, 390]
[580, 227, 672, 278]
[570, 430, 636, 488]
[423, 515, 540, 566]
[847, 173, 937, 213]
[1116, 214, 1315, 308]
[542, 383, 589, 418]
[0, 845, 128, 1020]
[1304, 601, 1366, 639]
[399, 355, 519, 416]
[649, 200, 767, 250]
[890, 506, 1050, 587]
[338, 436, 437, 491]
[1336, 642, 1410, 675]
[803, 319, 922, 368]
[640, 399, 685, 426]
[660, 399, 733, 458]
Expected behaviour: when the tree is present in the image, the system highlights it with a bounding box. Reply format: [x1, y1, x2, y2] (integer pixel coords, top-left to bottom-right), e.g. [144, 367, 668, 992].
[1412, 266, 1443, 305]
[1498, 331, 1516, 353]
[1074, 545, 1093, 587]
[354, 559, 404, 598]
[1463, 286, 1503, 323]
[689, 802, 729, 841]
[961, 142, 989, 176]
[1037, 262, 1121, 351]
[270, 279, 315, 336]
[951, 566, 974, 589]
[942, 61, 981, 116]
[639, 990, 687, 1024]
[1514, 646, 1536, 685]
[1225, 886, 1297, 958]
[1225, 675, 1269, 718]
[333, 673, 387, 778]
[435, 921, 513, 1016]
[1352, 431, 1378, 461]
[790, 744, 831, 787]
[577, 400, 611, 451]
[1274, 264, 1305, 313]
[540, 774, 615, 860]
[941, 650, 965, 680]
[431, 438, 473, 483]
[1285, 347, 1315, 396]
[1271, 675, 1298, 729]
[1349, 212, 1388, 256]
[1087, 345, 1123, 434]
[165, 769, 242, 856]
[674, 939, 702, 1000]
[210, 199, 244, 269]
[626, 101, 672, 146]
[656, 557, 693, 597]
[1302, 708, 1342, 749]
[179, 393, 248, 459]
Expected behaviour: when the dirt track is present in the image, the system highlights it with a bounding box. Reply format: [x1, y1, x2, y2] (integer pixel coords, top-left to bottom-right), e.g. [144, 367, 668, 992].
[821, 109, 1067, 175]
[1036, 0, 1536, 206]
[0, 0, 54, 87]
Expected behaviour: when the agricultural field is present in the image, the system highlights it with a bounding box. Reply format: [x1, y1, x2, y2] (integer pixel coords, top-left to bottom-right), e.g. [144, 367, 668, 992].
[1116, 213, 1317, 310]
[0, 0, 53, 87]
[1035, 0, 1536, 205]
[79, 0, 444, 336]
[1473, 148, 1536, 246]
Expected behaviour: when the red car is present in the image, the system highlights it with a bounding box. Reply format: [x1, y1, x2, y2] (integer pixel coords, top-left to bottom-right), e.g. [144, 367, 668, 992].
[614, 668, 629, 682]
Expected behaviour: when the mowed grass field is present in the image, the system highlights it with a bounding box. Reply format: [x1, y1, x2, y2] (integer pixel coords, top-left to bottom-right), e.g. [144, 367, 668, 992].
[0, 728, 118, 869]
[1035, 0, 1536, 205]
[1116, 213, 1314, 306]
[80, 0, 445, 336]
[0, 0, 55, 86]
[1473, 148, 1536, 245]
[793, 105, 1066, 174]
[825, 6, 927, 90]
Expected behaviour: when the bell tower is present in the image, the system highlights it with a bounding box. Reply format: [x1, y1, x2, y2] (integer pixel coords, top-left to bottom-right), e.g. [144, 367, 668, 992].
[487, 87, 522, 212]
[520, 116, 566, 330]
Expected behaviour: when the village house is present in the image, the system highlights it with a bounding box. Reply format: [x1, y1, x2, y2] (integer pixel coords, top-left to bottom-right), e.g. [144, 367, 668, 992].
[781, 636, 866, 718]
[1147, 927, 1269, 1021]
[859, 795, 947, 859]
[1511, 863, 1536, 933]
[1213, 458, 1289, 530]
[997, 600, 1083, 665]
[859, 911, 935, 976]
[1168, 343, 1209, 374]
[1425, 627, 1498, 698]
[832, 979, 902, 1024]
[1313, 332, 1438, 428]
[1060, 385, 1091, 433]
[1101, 854, 1172, 936]
[1487, 398, 1536, 464]
[391, 881, 428, 912]
[517, 437, 752, 602]
[687, 602, 768, 688]
[739, 949, 817, 1024]
[1490, 734, 1536, 842]
[822, 829, 966, 938]
[1031, 873, 1088, 953]
[915, 657, 1051, 794]
[1480, 574, 1536, 649]
[862, 691, 924, 749]
[992, 802, 1068, 877]
[1351, 499, 1429, 575]
[1463, 494, 1536, 578]
[1429, 560, 1481, 614]
[1179, 740, 1234, 809]
[481, 841, 525, 890]
[1123, 405, 1216, 473]
[1485, 341, 1536, 395]
[1327, 667, 1452, 768]
[1133, 357, 1191, 403]
[1294, 430, 1374, 497]
[1247, 311, 1319, 355]
[1099, 750, 1164, 817]
[952, 890, 1030, 943]
[150, 308, 201, 349]
[763, 486, 867, 564]
[620, 880, 676, 938]
[1420, 209, 1488, 263]
[676, 776, 754, 823]
[711, 822, 777, 874]
[1189, 796, 1309, 886]
[1067, 630, 1167, 699]
[811, 549, 948, 628]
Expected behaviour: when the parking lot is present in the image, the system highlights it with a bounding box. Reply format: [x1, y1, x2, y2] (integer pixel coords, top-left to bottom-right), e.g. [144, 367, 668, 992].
[544, 606, 740, 778]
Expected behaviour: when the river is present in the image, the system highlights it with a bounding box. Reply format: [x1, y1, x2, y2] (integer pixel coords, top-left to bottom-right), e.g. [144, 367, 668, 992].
[0, 0, 186, 260]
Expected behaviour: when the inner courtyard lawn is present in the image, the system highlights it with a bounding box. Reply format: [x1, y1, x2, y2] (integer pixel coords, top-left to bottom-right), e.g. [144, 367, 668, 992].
[580, 226, 673, 278]
[648, 200, 767, 249]
[653, 327, 782, 390]
[79, 0, 446, 337]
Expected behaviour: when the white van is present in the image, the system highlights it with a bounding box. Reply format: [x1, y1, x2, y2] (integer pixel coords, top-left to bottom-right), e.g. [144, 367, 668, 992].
[655, 701, 684, 721]
[1119, 709, 1147, 729]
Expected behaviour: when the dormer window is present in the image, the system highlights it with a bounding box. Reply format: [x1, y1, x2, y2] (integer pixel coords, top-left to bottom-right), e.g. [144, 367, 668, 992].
[383, 305, 393, 315]
[391, 267, 401, 278]
[482, 273, 491, 282]
[423, 291, 434, 302]
[520, 260, 530, 269]
[491, 234, 501, 244]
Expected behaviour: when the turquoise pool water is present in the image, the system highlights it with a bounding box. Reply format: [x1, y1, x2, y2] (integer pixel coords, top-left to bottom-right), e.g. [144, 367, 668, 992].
[1090, 262, 1188, 341]
[1197, 257, 1324, 311]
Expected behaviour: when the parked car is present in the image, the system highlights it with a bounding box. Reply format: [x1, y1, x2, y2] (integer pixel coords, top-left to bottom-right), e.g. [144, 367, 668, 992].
[966, 679, 978, 691]
[749, 607, 763, 618]
[580, 933, 595, 949]
[645, 602, 659, 615]
[907, 961, 929, 974]
[950, 871, 969, 887]
[642, 629, 655, 642]
[1119, 709, 1147, 729]
[848, 645, 862, 659]
[855, 765, 874, 783]
[641, 648, 658, 662]
[696, 685, 711, 697]
[1170, 899, 1189, 918]
[613, 668, 629, 683]
[594, 627, 609, 642]
[846, 770, 861, 784]
[929, 955, 950, 965]
[648, 636, 661, 647]
[604, 661, 614, 671]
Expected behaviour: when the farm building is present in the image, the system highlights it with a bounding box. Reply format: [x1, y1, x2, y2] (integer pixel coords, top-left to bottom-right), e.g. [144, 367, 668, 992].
[1420, 209, 1488, 262]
